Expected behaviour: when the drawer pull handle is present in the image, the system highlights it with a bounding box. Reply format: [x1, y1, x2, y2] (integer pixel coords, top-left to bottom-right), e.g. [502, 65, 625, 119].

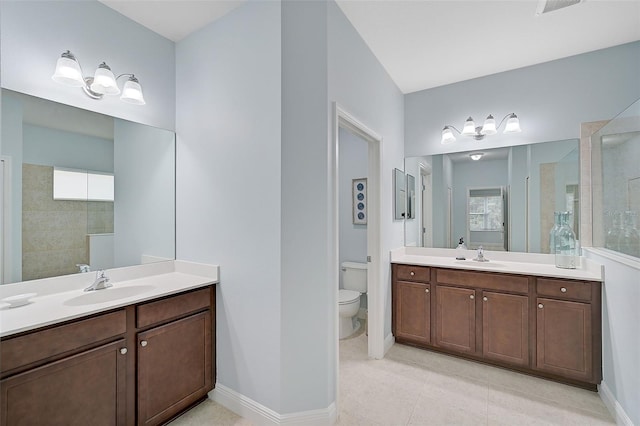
[470, 295, 475, 300]
[560, 287, 567, 293]
[120, 348, 127, 355]
[538, 303, 544, 309]
[483, 297, 488, 302]
[410, 271, 415, 276]
[425, 289, 429, 293]
[140, 340, 148, 347]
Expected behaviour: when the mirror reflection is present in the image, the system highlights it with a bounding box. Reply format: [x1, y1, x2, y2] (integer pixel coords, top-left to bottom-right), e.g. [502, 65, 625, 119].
[1, 89, 176, 284]
[394, 168, 406, 220]
[404, 139, 580, 253]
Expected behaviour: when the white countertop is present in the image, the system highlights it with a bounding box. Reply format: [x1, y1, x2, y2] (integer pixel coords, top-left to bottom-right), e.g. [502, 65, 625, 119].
[0, 260, 219, 338]
[391, 247, 603, 282]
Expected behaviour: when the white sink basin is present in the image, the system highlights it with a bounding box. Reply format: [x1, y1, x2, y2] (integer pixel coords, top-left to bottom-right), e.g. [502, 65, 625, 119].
[63, 285, 156, 306]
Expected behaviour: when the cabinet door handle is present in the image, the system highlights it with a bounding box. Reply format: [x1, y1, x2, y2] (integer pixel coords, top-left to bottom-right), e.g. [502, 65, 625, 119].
[140, 340, 148, 347]
[120, 348, 127, 355]
[470, 295, 474, 300]
[538, 303, 544, 309]
[560, 287, 567, 293]
[483, 297, 488, 302]
[425, 288, 429, 293]
[410, 271, 415, 276]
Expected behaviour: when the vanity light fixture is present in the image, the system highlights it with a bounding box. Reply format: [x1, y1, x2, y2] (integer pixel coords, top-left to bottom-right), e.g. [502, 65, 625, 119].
[52, 50, 146, 105]
[441, 113, 521, 144]
[469, 152, 484, 161]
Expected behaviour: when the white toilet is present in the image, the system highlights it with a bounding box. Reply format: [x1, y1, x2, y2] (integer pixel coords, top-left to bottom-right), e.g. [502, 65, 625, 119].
[339, 261, 367, 339]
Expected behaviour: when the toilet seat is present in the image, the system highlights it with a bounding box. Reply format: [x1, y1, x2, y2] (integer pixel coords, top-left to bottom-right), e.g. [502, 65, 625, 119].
[339, 289, 360, 305]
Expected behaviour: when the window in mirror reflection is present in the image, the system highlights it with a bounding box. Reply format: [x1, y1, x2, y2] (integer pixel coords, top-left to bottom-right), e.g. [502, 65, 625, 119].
[592, 98, 640, 259]
[467, 187, 506, 250]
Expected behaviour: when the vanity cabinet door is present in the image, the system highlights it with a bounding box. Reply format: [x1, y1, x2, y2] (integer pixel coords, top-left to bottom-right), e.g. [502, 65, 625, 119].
[137, 311, 212, 426]
[482, 291, 529, 366]
[0, 340, 127, 426]
[536, 298, 592, 381]
[436, 285, 476, 354]
[394, 281, 431, 345]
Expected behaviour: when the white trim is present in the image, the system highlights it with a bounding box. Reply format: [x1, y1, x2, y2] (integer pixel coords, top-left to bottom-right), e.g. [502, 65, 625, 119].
[598, 382, 634, 426]
[583, 247, 640, 271]
[1, 156, 12, 284]
[211, 384, 337, 426]
[383, 332, 395, 355]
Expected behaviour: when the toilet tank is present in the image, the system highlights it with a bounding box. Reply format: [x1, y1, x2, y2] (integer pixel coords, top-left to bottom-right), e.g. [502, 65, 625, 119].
[341, 261, 367, 293]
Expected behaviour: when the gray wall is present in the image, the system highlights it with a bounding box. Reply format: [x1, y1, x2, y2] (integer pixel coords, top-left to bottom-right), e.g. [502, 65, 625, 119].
[176, 0, 283, 413]
[405, 41, 640, 157]
[0, 1, 175, 130]
[405, 41, 640, 424]
[23, 124, 113, 172]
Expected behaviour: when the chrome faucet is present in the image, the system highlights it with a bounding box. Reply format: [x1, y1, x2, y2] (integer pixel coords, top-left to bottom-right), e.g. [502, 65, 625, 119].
[76, 263, 91, 273]
[84, 270, 112, 291]
[474, 246, 489, 262]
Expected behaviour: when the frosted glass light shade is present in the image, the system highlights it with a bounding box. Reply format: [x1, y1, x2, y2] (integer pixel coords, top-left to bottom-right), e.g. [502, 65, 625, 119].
[52, 53, 84, 87]
[461, 117, 476, 136]
[504, 113, 521, 133]
[90, 63, 120, 95]
[120, 77, 145, 105]
[481, 115, 497, 135]
[441, 127, 456, 144]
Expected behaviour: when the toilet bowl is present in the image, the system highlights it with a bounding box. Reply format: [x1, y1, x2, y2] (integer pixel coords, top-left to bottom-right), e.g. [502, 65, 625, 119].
[339, 289, 361, 339]
[339, 261, 367, 339]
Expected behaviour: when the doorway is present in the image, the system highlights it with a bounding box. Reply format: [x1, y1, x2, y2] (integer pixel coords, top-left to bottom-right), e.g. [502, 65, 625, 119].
[332, 103, 382, 412]
[420, 164, 432, 247]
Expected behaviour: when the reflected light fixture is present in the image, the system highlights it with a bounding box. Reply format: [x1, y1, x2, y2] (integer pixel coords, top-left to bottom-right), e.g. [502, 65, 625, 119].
[52, 50, 146, 105]
[441, 113, 520, 144]
[469, 152, 484, 161]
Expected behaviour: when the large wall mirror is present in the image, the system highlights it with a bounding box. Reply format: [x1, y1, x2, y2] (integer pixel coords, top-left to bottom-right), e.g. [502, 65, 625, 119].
[404, 138, 579, 253]
[1, 89, 176, 284]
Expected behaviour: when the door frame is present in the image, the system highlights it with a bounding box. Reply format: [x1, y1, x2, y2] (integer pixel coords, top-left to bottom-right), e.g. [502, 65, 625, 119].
[1, 156, 12, 284]
[332, 101, 382, 406]
[419, 162, 432, 248]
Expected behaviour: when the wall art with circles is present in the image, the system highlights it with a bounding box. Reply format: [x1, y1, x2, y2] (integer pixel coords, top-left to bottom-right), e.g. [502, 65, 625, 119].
[352, 178, 367, 225]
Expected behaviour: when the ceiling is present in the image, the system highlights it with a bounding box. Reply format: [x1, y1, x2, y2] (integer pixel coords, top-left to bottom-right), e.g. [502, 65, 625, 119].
[100, 0, 640, 94]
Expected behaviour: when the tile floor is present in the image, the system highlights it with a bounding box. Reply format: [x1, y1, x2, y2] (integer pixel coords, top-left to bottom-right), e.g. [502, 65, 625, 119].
[171, 326, 614, 425]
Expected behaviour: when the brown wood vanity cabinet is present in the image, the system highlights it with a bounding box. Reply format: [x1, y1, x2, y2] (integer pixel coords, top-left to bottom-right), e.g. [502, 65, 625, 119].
[392, 264, 601, 389]
[0, 286, 215, 426]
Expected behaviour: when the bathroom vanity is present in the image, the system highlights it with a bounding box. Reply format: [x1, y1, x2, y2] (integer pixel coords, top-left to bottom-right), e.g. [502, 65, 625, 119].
[0, 261, 218, 426]
[391, 248, 603, 389]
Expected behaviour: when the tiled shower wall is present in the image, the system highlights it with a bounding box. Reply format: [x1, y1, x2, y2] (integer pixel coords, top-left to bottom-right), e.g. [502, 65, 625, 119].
[22, 164, 113, 280]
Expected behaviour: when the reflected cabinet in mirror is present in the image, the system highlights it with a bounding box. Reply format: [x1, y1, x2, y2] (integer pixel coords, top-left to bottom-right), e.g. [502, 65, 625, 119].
[404, 139, 579, 253]
[1, 89, 176, 284]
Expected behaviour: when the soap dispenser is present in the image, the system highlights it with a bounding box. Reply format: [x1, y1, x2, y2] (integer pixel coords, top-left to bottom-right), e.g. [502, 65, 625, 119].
[455, 237, 467, 260]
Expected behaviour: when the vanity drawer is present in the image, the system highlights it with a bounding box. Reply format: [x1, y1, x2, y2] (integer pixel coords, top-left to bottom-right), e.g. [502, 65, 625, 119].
[395, 264, 431, 282]
[537, 278, 592, 302]
[137, 287, 211, 328]
[436, 269, 529, 294]
[1, 309, 126, 373]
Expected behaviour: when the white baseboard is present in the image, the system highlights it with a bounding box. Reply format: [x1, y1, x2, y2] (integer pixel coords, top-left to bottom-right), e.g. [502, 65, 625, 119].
[383, 333, 395, 356]
[599, 382, 634, 426]
[211, 383, 336, 425]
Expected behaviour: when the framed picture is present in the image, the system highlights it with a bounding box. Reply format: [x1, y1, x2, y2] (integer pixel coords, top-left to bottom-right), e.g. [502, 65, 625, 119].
[352, 178, 367, 225]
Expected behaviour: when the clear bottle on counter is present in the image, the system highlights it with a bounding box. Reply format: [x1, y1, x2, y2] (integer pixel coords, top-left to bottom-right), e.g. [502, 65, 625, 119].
[555, 212, 577, 269]
[549, 212, 562, 254]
